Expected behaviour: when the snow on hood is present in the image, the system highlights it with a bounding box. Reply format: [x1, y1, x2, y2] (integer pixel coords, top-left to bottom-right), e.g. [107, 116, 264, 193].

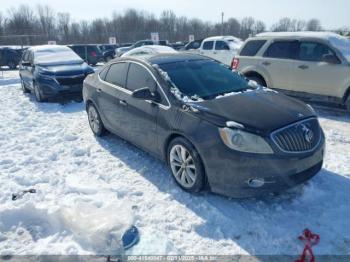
[33, 45, 83, 66]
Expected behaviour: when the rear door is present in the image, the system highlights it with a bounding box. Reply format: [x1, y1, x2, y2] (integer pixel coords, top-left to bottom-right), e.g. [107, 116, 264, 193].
[200, 40, 215, 59]
[291, 41, 346, 97]
[97, 62, 129, 136]
[117, 62, 160, 152]
[214, 40, 232, 65]
[261, 40, 298, 90]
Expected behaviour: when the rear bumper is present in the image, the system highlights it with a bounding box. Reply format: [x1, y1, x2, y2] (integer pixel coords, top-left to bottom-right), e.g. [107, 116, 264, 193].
[203, 136, 325, 198]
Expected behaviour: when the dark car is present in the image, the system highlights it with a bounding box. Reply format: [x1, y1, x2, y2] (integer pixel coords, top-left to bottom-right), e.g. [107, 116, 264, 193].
[19, 45, 94, 102]
[68, 44, 104, 65]
[98, 44, 118, 62]
[182, 39, 204, 51]
[0, 47, 22, 69]
[170, 42, 187, 50]
[83, 53, 325, 198]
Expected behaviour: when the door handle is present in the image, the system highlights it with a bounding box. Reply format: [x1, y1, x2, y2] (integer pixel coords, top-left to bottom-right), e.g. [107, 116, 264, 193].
[298, 65, 309, 70]
[119, 100, 127, 106]
[96, 88, 102, 93]
[213, 51, 217, 54]
[262, 61, 271, 66]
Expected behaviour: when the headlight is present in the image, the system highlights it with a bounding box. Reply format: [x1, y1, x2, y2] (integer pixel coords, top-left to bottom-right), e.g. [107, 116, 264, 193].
[219, 128, 273, 154]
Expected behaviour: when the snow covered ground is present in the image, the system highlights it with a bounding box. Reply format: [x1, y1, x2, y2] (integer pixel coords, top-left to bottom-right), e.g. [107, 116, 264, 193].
[0, 69, 350, 257]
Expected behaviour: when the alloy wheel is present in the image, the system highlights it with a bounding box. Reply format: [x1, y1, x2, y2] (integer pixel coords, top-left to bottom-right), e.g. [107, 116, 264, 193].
[88, 105, 101, 134]
[169, 144, 197, 188]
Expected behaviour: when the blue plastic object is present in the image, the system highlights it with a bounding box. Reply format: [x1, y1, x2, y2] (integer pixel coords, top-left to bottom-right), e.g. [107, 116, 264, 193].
[122, 226, 139, 250]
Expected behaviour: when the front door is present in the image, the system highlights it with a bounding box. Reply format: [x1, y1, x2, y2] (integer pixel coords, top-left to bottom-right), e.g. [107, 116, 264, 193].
[118, 62, 160, 153]
[214, 40, 233, 66]
[97, 62, 129, 137]
[291, 41, 346, 98]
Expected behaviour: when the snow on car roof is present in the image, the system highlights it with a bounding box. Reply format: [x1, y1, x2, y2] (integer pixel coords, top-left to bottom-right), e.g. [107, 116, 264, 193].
[256, 31, 343, 40]
[204, 35, 242, 42]
[121, 45, 177, 57]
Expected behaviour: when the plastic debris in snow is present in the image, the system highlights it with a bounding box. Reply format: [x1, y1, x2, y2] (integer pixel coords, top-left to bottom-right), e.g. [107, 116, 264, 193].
[295, 229, 320, 262]
[122, 226, 140, 250]
[12, 189, 36, 201]
[60, 201, 134, 255]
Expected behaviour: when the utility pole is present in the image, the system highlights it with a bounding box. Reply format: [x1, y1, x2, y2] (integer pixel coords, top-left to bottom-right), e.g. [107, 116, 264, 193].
[221, 12, 224, 35]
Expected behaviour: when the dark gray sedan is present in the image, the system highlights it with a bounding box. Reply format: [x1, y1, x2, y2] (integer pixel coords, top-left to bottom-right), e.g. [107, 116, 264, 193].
[83, 53, 325, 198]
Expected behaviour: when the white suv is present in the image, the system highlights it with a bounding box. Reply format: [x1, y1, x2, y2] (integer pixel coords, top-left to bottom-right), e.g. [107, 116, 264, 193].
[198, 36, 242, 66]
[233, 32, 350, 112]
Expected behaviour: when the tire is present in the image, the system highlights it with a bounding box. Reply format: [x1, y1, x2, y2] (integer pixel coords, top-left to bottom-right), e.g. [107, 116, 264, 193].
[87, 103, 106, 136]
[346, 95, 350, 114]
[8, 61, 17, 70]
[21, 79, 30, 93]
[246, 75, 266, 87]
[167, 137, 205, 193]
[33, 82, 45, 102]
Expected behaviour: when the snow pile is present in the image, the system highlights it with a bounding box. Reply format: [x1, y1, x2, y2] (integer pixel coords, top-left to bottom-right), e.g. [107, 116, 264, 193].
[1, 69, 350, 256]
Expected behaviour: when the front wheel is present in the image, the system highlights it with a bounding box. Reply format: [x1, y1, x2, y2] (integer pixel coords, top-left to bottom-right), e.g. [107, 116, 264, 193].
[246, 75, 266, 87]
[21, 79, 30, 93]
[8, 61, 17, 70]
[168, 137, 205, 193]
[346, 95, 350, 114]
[33, 82, 45, 102]
[87, 103, 106, 136]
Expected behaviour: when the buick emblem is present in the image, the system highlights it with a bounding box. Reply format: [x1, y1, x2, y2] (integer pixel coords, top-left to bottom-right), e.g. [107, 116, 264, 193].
[301, 125, 314, 143]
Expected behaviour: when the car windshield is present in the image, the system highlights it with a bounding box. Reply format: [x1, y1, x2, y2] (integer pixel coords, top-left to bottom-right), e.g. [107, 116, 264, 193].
[158, 59, 251, 100]
[328, 36, 350, 63]
[34, 47, 83, 65]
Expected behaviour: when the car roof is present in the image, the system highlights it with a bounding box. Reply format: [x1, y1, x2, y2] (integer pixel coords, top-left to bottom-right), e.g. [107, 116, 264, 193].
[203, 35, 240, 41]
[255, 31, 344, 41]
[145, 53, 209, 65]
[117, 53, 209, 65]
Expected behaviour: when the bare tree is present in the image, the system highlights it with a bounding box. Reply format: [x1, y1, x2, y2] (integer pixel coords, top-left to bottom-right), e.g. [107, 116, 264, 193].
[240, 17, 255, 39]
[306, 19, 322, 31]
[57, 12, 70, 43]
[37, 5, 56, 40]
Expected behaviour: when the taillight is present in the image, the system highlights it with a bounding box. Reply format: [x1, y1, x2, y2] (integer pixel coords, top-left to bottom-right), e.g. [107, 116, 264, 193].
[231, 58, 239, 70]
[90, 51, 97, 57]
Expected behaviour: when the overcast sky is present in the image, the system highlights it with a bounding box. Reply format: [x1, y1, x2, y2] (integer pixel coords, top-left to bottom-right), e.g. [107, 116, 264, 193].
[1, 0, 348, 29]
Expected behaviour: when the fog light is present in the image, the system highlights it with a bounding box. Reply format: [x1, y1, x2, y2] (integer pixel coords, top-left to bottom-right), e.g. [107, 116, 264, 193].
[247, 178, 265, 188]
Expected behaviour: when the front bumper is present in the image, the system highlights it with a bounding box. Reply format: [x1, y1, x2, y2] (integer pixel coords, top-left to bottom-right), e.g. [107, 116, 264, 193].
[202, 136, 325, 198]
[36, 76, 84, 99]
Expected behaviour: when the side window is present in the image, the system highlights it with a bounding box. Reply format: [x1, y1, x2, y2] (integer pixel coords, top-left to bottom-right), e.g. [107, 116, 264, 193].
[202, 41, 214, 50]
[99, 66, 109, 80]
[215, 41, 230, 50]
[263, 41, 298, 59]
[240, 40, 267, 56]
[29, 51, 34, 64]
[22, 51, 28, 61]
[105, 63, 128, 87]
[298, 42, 338, 62]
[126, 63, 157, 92]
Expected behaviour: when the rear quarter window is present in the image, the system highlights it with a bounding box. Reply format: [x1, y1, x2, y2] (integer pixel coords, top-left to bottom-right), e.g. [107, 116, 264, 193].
[240, 40, 266, 56]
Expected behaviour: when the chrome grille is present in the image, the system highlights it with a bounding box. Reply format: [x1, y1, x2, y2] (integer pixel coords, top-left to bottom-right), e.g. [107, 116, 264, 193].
[271, 118, 321, 153]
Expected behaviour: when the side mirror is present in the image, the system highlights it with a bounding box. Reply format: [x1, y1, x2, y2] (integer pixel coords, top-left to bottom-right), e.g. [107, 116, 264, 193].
[132, 87, 159, 102]
[21, 61, 31, 67]
[322, 54, 340, 64]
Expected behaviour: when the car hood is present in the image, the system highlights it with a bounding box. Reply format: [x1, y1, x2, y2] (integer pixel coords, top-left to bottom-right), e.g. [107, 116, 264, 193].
[37, 63, 90, 76]
[188, 89, 315, 135]
[116, 47, 132, 53]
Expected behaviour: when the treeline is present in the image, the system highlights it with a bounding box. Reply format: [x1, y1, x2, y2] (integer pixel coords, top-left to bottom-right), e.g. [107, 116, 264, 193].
[0, 4, 344, 46]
